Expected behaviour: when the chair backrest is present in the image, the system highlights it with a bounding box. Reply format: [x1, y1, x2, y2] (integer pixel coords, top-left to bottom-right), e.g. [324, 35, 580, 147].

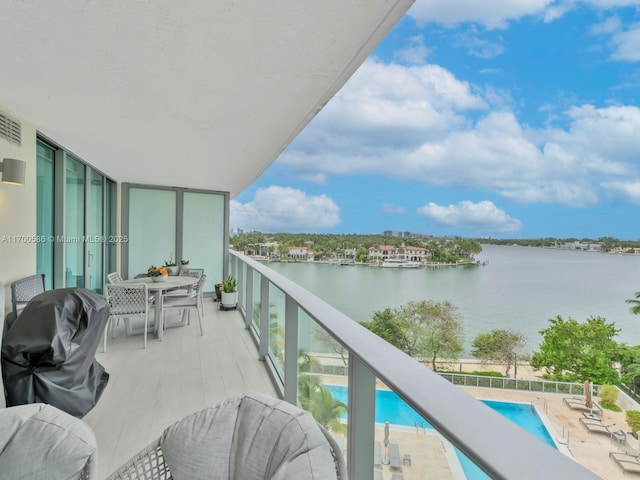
[104, 283, 149, 316]
[180, 267, 204, 278]
[11, 273, 45, 314]
[196, 274, 207, 295]
[107, 272, 123, 284]
[161, 392, 342, 479]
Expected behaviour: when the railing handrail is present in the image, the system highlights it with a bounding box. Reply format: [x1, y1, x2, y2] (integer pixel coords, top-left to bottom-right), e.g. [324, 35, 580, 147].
[230, 250, 600, 480]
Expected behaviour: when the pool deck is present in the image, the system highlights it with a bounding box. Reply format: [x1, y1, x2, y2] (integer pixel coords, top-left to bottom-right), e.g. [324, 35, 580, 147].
[349, 386, 629, 480]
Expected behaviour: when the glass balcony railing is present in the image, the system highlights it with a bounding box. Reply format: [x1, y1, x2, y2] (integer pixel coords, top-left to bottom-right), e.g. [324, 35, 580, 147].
[229, 250, 599, 480]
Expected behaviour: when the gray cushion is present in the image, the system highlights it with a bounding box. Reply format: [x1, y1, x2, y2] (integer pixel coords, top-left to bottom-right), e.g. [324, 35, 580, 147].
[0, 403, 97, 479]
[161, 392, 336, 480]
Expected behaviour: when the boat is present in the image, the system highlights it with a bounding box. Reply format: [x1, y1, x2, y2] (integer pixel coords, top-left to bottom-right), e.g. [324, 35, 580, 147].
[380, 258, 422, 268]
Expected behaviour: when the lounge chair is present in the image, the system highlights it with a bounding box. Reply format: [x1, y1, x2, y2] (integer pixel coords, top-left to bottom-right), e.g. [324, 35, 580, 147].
[564, 397, 602, 413]
[579, 417, 617, 434]
[610, 452, 640, 475]
[391, 475, 404, 480]
[389, 443, 402, 470]
[580, 418, 628, 446]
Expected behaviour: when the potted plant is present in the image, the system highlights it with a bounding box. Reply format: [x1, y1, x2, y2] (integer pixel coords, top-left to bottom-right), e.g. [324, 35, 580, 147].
[164, 254, 178, 275]
[221, 275, 238, 309]
[147, 265, 169, 282]
[180, 259, 189, 274]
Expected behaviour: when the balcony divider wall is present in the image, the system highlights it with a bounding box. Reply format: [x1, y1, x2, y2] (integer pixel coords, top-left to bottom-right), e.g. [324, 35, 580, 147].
[229, 250, 600, 480]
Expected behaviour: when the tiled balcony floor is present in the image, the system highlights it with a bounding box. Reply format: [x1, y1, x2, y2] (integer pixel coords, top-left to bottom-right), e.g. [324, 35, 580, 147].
[83, 298, 277, 478]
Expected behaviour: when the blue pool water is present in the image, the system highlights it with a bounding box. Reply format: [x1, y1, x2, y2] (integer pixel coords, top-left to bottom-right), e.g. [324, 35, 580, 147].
[328, 385, 555, 479]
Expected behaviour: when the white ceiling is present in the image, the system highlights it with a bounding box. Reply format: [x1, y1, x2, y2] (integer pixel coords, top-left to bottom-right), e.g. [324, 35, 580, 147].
[0, 1, 413, 197]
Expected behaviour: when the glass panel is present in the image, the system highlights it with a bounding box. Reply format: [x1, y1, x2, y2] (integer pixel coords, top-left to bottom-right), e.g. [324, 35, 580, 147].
[298, 312, 348, 465]
[128, 188, 176, 278]
[240, 262, 247, 312]
[36, 141, 55, 290]
[65, 156, 85, 288]
[268, 285, 285, 378]
[88, 170, 104, 292]
[182, 192, 224, 292]
[252, 269, 261, 330]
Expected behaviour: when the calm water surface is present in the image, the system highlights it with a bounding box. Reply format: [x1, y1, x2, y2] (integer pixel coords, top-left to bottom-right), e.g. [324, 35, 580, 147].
[266, 244, 640, 353]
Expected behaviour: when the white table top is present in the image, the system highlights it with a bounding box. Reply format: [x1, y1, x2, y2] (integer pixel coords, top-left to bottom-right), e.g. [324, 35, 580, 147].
[121, 276, 197, 291]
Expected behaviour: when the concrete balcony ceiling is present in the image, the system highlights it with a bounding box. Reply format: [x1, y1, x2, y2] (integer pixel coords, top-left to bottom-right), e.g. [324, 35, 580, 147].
[0, 1, 413, 196]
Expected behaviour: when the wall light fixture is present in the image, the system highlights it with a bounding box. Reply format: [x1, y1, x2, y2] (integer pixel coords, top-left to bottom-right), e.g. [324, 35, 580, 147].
[0, 158, 26, 185]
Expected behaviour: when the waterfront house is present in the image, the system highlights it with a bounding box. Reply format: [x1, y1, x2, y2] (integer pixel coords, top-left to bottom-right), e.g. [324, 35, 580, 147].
[368, 244, 429, 263]
[0, 3, 598, 479]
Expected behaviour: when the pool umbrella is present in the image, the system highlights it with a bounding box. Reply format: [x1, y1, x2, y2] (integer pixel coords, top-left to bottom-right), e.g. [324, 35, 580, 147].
[584, 380, 593, 410]
[382, 421, 390, 465]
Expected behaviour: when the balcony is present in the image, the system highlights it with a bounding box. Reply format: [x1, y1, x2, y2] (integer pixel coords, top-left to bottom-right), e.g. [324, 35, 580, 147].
[83, 251, 617, 479]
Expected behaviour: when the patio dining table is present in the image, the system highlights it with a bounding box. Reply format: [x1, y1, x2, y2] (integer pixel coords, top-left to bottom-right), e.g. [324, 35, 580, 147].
[121, 276, 198, 341]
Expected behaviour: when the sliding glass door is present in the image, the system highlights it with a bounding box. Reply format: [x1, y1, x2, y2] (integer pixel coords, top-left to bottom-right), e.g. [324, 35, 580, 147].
[124, 185, 227, 290]
[65, 156, 85, 288]
[36, 138, 116, 291]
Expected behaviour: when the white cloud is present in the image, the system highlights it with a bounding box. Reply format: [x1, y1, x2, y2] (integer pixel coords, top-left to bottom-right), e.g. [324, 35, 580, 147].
[382, 203, 406, 214]
[393, 35, 431, 65]
[408, 0, 555, 29]
[453, 28, 506, 58]
[590, 15, 623, 35]
[281, 59, 487, 161]
[609, 23, 640, 61]
[280, 55, 640, 209]
[230, 186, 340, 232]
[407, 0, 640, 30]
[602, 180, 640, 203]
[417, 200, 523, 233]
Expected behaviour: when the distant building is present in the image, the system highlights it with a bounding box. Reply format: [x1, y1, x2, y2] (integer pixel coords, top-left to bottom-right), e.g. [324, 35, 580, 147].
[287, 246, 309, 260]
[368, 244, 429, 262]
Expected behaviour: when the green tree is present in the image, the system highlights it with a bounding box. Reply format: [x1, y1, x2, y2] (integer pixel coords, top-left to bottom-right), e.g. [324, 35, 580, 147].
[360, 308, 408, 352]
[362, 300, 464, 370]
[298, 376, 347, 435]
[627, 292, 640, 315]
[471, 329, 526, 377]
[623, 364, 640, 395]
[312, 326, 348, 366]
[530, 315, 621, 384]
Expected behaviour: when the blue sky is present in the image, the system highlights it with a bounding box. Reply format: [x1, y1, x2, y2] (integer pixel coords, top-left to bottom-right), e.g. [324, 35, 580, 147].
[231, 1, 640, 239]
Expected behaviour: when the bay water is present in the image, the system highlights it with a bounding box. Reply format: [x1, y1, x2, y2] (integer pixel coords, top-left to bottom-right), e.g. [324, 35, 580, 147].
[265, 244, 640, 354]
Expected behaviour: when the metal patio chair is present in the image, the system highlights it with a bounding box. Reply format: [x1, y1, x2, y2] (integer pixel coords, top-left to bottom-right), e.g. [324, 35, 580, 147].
[10, 273, 45, 316]
[104, 283, 151, 350]
[107, 272, 123, 284]
[161, 274, 207, 335]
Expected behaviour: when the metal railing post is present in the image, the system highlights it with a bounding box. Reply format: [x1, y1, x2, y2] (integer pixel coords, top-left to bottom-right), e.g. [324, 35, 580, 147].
[245, 266, 254, 329]
[347, 355, 376, 480]
[259, 275, 269, 360]
[237, 263, 244, 311]
[283, 294, 299, 405]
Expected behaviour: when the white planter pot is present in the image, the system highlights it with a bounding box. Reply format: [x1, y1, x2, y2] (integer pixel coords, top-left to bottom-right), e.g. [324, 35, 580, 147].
[167, 266, 179, 276]
[221, 291, 238, 308]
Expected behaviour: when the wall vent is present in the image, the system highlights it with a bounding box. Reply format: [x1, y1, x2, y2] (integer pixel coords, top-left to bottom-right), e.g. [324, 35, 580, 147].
[0, 112, 22, 146]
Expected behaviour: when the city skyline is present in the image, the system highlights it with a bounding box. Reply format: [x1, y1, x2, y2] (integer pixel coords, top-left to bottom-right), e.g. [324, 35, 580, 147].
[231, 1, 640, 240]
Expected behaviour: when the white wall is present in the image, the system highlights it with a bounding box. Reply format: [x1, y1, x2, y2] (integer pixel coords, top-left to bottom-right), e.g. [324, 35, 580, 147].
[0, 104, 37, 314]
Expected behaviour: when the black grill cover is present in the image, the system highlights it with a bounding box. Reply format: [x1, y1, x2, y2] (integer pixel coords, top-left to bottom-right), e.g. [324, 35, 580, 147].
[1, 288, 109, 418]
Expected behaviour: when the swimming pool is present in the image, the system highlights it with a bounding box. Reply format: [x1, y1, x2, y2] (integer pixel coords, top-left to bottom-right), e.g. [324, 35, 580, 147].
[328, 385, 556, 479]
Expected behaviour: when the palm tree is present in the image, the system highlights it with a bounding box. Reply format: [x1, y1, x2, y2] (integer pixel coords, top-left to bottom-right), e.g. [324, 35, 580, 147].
[627, 292, 640, 315]
[298, 376, 347, 435]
